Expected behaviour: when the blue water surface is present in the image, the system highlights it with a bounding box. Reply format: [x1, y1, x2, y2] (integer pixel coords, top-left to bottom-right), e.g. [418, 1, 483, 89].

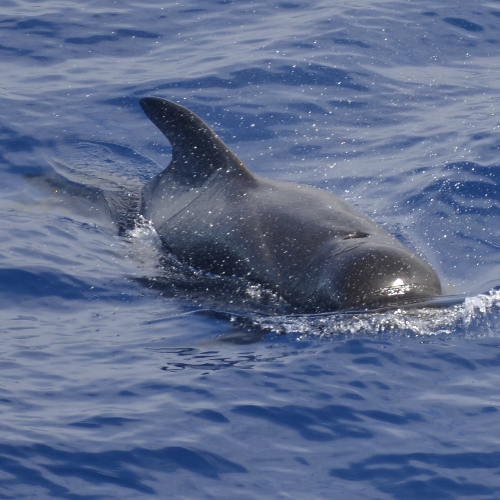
[2, 0, 500, 498]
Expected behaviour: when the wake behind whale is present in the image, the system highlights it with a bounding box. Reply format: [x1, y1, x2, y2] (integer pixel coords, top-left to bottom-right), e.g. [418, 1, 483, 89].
[43, 97, 442, 313]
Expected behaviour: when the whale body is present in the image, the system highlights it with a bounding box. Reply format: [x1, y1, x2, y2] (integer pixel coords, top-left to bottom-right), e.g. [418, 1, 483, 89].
[133, 97, 441, 312]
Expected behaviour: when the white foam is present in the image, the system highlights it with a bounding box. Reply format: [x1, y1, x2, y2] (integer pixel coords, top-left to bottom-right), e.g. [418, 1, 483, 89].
[126, 216, 161, 243]
[463, 289, 500, 325]
[250, 289, 500, 339]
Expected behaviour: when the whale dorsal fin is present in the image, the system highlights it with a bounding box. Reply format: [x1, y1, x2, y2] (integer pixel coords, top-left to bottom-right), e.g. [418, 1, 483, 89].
[140, 97, 253, 185]
[139, 97, 256, 224]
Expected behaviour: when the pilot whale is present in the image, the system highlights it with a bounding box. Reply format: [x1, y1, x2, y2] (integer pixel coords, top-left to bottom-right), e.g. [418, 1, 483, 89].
[133, 97, 441, 312]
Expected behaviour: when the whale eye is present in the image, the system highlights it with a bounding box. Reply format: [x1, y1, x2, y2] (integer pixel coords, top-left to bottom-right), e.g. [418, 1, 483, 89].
[343, 231, 369, 240]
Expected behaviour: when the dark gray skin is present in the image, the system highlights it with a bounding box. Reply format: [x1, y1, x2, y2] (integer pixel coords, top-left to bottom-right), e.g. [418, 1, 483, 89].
[138, 97, 441, 312]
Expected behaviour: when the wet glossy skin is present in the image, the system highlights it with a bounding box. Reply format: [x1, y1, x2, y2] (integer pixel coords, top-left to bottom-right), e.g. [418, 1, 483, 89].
[139, 97, 441, 312]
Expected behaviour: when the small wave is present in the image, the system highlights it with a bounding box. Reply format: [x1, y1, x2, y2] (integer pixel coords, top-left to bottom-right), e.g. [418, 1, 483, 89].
[246, 289, 500, 339]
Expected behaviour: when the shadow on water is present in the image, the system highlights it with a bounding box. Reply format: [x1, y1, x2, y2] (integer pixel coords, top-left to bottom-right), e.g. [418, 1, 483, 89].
[443, 17, 484, 33]
[0, 267, 134, 307]
[154, 344, 306, 372]
[232, 403, 422, 441]
[330, 451, 500, 500]
[0, 443, 246, 497]
[0, 268, 101, 301]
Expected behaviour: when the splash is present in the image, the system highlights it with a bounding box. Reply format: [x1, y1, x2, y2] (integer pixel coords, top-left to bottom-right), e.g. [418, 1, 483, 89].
[124, 216, 165, 272]
[126, 215, 160, 244]
[463, 289, 500, 326]
[248, 288, 500, 339]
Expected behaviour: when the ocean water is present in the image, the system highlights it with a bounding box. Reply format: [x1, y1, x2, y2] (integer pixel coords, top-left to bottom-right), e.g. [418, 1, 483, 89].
[1, 0, 500, 498]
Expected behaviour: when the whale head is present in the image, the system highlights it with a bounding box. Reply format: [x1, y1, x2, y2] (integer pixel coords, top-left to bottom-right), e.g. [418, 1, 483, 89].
[303, 238, 442, 312]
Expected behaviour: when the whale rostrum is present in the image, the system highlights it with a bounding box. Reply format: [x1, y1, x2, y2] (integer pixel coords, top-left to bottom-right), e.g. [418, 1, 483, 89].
[134, 97, 441, 312]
